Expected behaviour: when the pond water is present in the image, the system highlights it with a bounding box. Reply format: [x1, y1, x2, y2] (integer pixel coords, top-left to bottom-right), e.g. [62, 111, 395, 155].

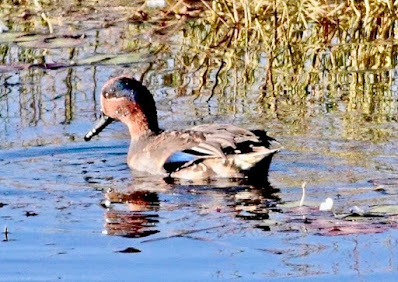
[1, 1, 398, 280]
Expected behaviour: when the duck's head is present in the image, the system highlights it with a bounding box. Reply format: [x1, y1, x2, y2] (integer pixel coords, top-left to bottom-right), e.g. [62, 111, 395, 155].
[84, 75, 160, 141]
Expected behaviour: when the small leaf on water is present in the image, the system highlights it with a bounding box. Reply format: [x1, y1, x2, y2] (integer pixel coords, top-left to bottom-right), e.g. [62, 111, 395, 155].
[0, 32, 44, 43]
[44, 37, 84, 48]
[18, 36, 83, 49]
[102, 53, 145, 65]
[75, 54, 115, 65]
[75, 53, 155, 66]
[369, 205, 398, 215]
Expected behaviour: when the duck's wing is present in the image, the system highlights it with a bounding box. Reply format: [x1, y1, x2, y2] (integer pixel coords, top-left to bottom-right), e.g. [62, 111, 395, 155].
[145, 130, 226, 174]
[144, 125, 280, 175]
[190, 124, 281, 174]
[190, 124, 280, 151]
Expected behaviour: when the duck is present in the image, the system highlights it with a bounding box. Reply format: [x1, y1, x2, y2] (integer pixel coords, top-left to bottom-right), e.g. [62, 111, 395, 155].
[84, 75, 281, 181]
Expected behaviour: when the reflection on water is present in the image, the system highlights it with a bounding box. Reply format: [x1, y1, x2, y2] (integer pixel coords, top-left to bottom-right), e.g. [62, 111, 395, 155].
[1, 0, 398, 280]
[101, 182, 281, 238]
[0, 1, 398, 149]
[0, 132, 398, 279]
[103, 190, 160, 238]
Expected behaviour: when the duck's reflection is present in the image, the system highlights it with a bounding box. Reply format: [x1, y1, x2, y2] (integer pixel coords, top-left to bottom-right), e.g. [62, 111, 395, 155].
[102, 190, 161, 238]
[101, 177, 280, 239]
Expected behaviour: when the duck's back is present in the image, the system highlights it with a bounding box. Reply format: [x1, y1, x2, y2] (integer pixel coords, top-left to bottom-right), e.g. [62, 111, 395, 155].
[127, 124, 281, 180]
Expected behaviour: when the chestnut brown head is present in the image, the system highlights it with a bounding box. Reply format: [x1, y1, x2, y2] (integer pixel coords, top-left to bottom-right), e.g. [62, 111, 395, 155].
[84, 75, 160, 141]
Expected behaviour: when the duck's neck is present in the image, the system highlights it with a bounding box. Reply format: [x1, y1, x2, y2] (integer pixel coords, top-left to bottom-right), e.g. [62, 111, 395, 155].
[124, 110, 160, 141]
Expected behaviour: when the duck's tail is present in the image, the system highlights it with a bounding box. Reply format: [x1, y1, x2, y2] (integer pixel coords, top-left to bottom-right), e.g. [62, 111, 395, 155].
[230, 147, 280, 171]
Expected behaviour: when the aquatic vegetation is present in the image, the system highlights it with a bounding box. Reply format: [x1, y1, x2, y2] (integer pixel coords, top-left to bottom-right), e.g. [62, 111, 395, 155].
[176, 1, 396, 94]
[132, 0, 398, 140]
[118, 0, 398, 131]
[0, 0, 397, 145]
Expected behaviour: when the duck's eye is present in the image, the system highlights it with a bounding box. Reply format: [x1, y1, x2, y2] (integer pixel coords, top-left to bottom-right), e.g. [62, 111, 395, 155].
[103, 88, 116, 98]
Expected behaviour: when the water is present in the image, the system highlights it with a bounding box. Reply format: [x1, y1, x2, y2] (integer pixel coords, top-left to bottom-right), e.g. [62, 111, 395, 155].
[1, 1, 398, 280]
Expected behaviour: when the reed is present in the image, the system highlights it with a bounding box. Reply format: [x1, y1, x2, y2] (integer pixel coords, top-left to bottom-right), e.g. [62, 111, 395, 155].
[127, 0, 397, 140]
[140, 1, 397, 99]
[0, 0, 397, 142]
[159, 0, 398, 87]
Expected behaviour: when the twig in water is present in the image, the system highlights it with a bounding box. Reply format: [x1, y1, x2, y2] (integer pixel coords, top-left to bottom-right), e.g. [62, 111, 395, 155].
[141, 224, 226, 243]
[300, 182, 306, 207]
[3, 226, 8, 242]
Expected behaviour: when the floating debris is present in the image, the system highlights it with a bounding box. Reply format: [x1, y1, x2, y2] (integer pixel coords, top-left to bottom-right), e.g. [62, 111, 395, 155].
[3, 226, 8, 242]
[299, 182, 306, 207]
[319, 198, 334, 211]
[25, 211, 38, 217]
[116, 247, 141, 253]
[349, 205, 366, 216]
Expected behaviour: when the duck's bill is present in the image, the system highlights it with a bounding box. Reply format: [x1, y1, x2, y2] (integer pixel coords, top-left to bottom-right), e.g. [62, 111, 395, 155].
[84, 113, 114, 141]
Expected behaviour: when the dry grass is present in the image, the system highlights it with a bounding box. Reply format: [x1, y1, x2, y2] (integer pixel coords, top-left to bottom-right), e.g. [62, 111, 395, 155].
[1, 0, 397, 128]
[131, 0, 397, 119]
